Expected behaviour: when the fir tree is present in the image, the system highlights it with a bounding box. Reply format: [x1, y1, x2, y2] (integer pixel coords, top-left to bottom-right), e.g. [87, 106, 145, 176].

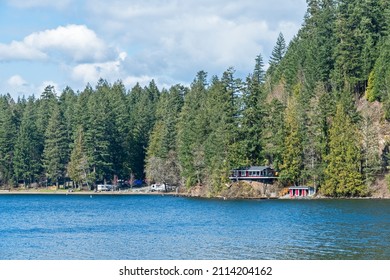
[68, 126, 90, 188]
[127, 81, 159, 178]
[240, 55, 266, 165]
[0, 95, 17, 186]
[177, 71, 208, 187]
[269, 32, 286, 67]
[323, 103, 366, 197]
[263, 99, 285, 170]
[13, 97, 42, 186]
[146, 85, 185, 185]
[84, 81, 112, 183]
[59, 86, 77, 165]
[280, 96, 303, 185]
[42, 103, 68, 186]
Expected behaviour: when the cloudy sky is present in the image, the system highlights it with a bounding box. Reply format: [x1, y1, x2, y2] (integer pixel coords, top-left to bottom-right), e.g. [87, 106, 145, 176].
[0, 0, 307, 99]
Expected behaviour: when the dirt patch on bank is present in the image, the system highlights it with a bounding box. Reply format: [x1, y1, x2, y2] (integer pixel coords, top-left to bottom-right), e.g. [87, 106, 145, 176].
[369, 176, 390, 198]
[184, 181, 281, 199]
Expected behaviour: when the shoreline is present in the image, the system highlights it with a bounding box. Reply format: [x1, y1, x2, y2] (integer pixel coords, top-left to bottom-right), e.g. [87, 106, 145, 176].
[0, 189, 389, 200]
[0, 189, 182, 196]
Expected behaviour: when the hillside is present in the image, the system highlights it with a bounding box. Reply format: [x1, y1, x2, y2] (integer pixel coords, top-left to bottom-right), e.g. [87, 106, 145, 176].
[1, 0, 389, 198]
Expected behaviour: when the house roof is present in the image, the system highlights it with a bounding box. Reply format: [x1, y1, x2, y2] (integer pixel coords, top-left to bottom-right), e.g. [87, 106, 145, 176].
[288, 186, 314, 190]
[233, 166, 272, 171]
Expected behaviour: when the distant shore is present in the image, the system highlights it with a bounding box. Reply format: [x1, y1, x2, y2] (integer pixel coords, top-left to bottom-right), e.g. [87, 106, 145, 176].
[0, 188, 183, 196]
[1, 188, 389, 200]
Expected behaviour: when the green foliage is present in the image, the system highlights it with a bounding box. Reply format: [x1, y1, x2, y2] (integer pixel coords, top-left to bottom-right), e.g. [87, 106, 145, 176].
[67, 126, 90, 187]
[13, 97, 42, 186]
[147, 85, 184, 159]
[127, 81, 159, 178]
[145, 85, 185, 184]
[42, 103, 68, 185]
[322, 104, 366, 197]
[263, 99, 285, 170]
[280, 96, 303, 185]
[0, 95, 17, 185]
[177, 71, 209, 187]
[269, 33, 286, 67]
[365, 70, 376, 102]
[0, 0, 389, 198]
[369, 37, 390, 118]
[240, 55, 267, 165]
[205, 70, 241, 191]
[332, 0, 386, 93]
[268, 33, 287, 82]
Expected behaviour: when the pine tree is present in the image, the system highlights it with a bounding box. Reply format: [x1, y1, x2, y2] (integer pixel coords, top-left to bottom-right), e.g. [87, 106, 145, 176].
[147, 85, 184, 159]
[280, 96, 303, 185]
[108, 81, 131, 179]
[146, 85, 185, 185]
[333, 0, 385, 94]
[269, 33, 286, 67]
[177, 71, 208, 187]
[303, 83, 335, 187]
[42, 103, 68, 186]
[0, 95, 17, 186]
[204, 76, 233, 190]
[13, 97, 42, 186]
[323, 103, 366, 197]
[59, 86, 78, 165]
[36, 86, 57, 152]
[368, 37, 390, 119]
[240, 55, 266, 165]
[127, 81, 159, 179]
[263, 99, 286, 170]
[68, 126, 90, 188]
[84, 81, 112, 183]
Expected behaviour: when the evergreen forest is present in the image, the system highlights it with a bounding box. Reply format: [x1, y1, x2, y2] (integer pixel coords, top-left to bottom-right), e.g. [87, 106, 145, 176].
[1, 0, 390, 197]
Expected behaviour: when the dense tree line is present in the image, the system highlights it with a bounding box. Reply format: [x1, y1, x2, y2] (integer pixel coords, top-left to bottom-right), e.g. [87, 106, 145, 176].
[0, 81, 161, 188]
[0, 0, 389, 196]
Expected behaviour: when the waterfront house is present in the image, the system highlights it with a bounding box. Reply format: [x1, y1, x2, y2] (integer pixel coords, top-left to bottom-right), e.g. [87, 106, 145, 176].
[229, 166, 277, 181]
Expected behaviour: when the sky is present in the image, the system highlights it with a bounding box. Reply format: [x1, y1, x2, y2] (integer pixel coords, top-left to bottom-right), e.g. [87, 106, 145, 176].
[0, 0, 307, 99]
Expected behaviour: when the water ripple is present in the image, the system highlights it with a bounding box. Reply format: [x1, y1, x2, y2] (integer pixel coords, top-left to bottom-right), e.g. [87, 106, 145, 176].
[0, 195, 389, 259]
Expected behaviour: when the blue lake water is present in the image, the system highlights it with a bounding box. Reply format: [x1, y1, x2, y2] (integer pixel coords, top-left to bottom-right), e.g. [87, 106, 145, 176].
[0, 194, 389, 260]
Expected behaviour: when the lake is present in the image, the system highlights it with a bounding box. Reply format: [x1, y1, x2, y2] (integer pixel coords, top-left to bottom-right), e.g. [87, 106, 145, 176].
[0, 194, 389, 260]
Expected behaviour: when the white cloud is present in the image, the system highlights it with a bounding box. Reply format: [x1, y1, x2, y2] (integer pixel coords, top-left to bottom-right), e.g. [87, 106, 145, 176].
[123, 75, 156, 88]
[7, 0, 72, 10]
[0, 25, 112, 63]
[4, 75, 32, 97]
[71, 60, 122, 85]
[2, 0, 308, 97]
[7, 75, 28, 87]
[86, 0, 306, 82]
[0, 41, 47, 61]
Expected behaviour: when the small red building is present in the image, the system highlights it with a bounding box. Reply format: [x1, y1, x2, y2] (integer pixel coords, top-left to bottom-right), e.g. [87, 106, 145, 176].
[288, 186, 315, 197]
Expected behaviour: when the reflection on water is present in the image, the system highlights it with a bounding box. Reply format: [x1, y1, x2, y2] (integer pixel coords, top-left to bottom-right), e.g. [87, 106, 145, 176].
[0, 195, 389, 259]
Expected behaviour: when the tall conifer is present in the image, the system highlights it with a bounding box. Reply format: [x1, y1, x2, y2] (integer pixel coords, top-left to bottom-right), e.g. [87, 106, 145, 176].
[323, 103, 365, 197]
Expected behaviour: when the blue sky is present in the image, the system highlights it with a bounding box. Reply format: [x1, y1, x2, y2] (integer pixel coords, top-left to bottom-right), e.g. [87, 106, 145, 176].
[0, 0, 307, 99]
